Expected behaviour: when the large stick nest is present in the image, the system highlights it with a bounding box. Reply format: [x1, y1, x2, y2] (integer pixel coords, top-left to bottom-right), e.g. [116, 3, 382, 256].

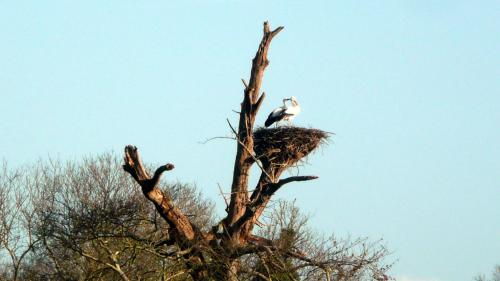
[253, 126, 329, 172]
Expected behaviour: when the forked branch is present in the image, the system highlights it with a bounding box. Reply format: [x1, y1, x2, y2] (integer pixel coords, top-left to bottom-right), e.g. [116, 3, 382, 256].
[231, 173, 318, 236]
[123, 145, 197, 242]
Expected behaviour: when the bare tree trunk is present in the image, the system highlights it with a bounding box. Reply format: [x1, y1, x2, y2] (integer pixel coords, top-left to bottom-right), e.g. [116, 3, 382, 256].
[225, 22, 283, 244]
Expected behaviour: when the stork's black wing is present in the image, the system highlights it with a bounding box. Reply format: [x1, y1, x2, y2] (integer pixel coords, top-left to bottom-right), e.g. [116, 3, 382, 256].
[264, 108, 289, 127]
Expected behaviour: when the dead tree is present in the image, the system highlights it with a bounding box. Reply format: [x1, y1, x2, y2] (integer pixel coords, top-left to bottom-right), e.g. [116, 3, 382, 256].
[123, 22, 386, 280]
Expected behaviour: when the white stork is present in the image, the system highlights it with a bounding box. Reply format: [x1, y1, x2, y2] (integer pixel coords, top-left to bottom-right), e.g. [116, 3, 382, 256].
[264, 96, 301, 127]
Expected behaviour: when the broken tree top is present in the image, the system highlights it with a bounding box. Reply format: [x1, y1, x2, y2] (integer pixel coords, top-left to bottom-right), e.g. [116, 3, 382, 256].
[253, 126, 329, 170]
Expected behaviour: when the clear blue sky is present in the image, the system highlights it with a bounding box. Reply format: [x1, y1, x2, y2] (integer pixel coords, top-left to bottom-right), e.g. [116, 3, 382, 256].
[1, 1, 498, 280]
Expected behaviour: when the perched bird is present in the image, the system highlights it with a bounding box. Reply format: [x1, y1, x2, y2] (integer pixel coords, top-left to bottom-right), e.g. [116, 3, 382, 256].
[264, 96, 301, 127]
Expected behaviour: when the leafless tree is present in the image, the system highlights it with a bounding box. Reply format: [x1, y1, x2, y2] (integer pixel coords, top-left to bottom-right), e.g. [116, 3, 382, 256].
[121, 22, 392, 280]
[30, 155, 215, 281]
[0, 155, 214, 281]
[0, 162, 40, 281]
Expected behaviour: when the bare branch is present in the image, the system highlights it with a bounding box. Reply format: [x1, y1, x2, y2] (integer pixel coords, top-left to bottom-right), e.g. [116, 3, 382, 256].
[199, 136, 235, 145]
[241, 78, 249, 89]
[80, 250, 131, 281]
[226, 118, 238, 137]
[123, 145, 198, 242]
[253, 92, 266, 114]
[268, 176, 319, 195]
[218, 183, 229, 212]
[236, 175, 318, 231]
